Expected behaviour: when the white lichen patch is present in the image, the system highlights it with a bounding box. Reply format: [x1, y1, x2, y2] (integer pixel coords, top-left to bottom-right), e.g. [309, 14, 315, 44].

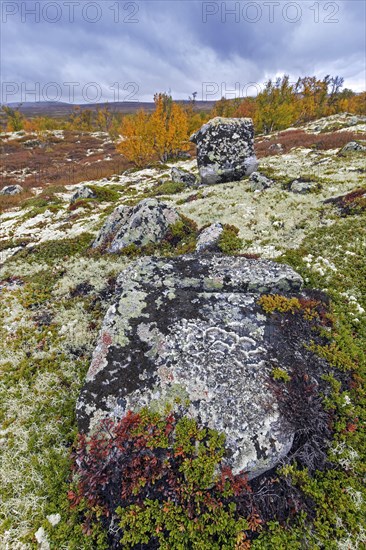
[55, 303, 96, 352]
[0, 207, 102, 244]
[302, 113, 366, 134]
[0, 250, 124, 545]
[0, 113, 365, 547]
[53, 256, 130, 296]
[169, 145, 364, 258]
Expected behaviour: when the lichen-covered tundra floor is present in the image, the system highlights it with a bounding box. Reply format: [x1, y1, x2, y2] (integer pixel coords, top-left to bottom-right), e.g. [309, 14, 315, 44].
[0, 114, 365, 548]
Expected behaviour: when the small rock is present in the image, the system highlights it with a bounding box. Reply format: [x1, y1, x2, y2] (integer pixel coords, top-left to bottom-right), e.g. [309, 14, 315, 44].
[290, 180, 316, 194]
[70, 186, 96, 203]
[339, 141, 366, 154]
[269, 143, 283, 153]
[93, 198, 181, 253]
[249, 172, 274, 192]
[170, 167, 197, 186]
[177, 151, 191, 160]
[0, 184, 23, 196]
[23, 139, 42, 148]
[196, 223, 223, 253]
[92, 205, 132, 249]
[190, 117, 258, 185]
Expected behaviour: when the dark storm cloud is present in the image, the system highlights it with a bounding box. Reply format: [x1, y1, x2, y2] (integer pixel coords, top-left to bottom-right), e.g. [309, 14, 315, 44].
[1, 0, 365, 104]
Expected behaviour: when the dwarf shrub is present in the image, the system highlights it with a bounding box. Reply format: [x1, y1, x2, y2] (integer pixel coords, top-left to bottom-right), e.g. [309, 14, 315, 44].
[218, 224, 243, 254]
[69, 410, 262, 549]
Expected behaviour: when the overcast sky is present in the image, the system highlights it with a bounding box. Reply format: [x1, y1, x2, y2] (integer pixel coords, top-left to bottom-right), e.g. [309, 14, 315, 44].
[1, 0, 365, 104]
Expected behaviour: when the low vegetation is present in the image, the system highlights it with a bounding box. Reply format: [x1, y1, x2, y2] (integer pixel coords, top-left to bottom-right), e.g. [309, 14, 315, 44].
[69, 410, 254, 549]
[0, 100, 365, 548]
[217, 224, 243, 254]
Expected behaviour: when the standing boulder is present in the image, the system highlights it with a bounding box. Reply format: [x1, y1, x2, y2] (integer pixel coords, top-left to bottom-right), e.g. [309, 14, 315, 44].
[92, 198, 181, 253]
[190, 117, 258, 185]
[77, 254, 309, 479]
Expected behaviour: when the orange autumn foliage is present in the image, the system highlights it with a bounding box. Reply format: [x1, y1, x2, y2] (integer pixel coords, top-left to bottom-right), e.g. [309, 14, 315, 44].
[118, 93, 190, 166]
[118, 110, 155, 167]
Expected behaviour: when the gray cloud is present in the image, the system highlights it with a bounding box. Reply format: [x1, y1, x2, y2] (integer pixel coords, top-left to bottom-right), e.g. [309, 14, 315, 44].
[1, 0, 365, 104]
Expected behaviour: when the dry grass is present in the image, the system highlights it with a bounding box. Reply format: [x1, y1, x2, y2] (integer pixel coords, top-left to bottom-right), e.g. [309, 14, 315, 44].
[256, 130, 365, 158]
[0, 131, 130, 213]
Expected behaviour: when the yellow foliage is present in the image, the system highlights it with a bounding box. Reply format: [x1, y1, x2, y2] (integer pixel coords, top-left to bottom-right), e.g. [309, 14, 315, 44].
[118, 93, 190, 166]
[2, 106, 24, 131]
[258, 294, 302, 314]
[210, 75, 366, 134]
[117, 110, 155, 168]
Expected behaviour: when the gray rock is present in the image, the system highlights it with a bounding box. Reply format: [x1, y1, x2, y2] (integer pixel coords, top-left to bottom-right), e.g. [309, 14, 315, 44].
[268, 143, 283, 153]
[93, 198, 181, 253]
[190, 117, 258, 185]
[23, 139, 42, 149]
[92, 205, 132, 249]
[249, 172, 274, 192]
[290, 180, 316, 194]
[340, 141, 366, 154]
[196, 223, 223, 253]
[171, 167, 197, 186]
[177, 151, 191, 160]
[77, 254, 305, 478]
[0, 184, 23, 196]
[70, 186, 96, 203]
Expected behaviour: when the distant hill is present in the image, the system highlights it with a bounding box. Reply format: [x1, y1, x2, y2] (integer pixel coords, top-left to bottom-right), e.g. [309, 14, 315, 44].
[2, 100, 216, 118]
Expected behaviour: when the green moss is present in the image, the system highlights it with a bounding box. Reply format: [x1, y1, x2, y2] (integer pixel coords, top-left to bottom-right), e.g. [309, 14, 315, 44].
[68, 198, 95, 211]
[118, 499, 247, 549]
[0, 237, 32, 252]
[22, 195, 62, 210]
[19, 195, 64, 220]
[12, 233, 94, 264]
[87, 185, 121, 202]
[271, 368, 291, 383]
[217, 224, 243, 254]
[151, 179, 186, 196]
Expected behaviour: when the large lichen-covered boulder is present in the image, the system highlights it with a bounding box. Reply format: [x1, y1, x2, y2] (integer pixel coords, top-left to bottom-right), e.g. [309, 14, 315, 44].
[77, 255, 305, 478]
[190, 117, 258, 185]
[92, 198, 181, 252]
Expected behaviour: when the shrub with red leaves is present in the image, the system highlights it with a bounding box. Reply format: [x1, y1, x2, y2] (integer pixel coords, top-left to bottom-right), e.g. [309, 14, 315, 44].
[69, 410, 259, 548]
